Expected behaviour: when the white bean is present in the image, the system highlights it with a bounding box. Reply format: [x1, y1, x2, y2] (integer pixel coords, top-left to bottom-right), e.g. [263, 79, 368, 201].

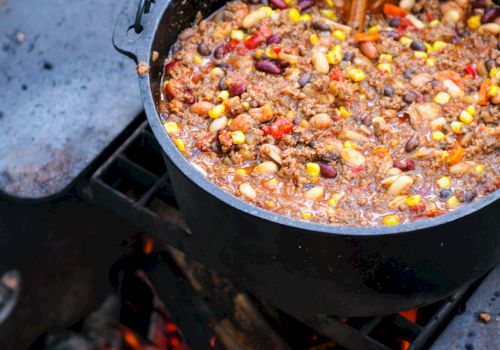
[239, 183, 257, 200]
[387, 175, 414, 196]
[253, 161, 278, 174]
[304, 186, 325, 200]
[208, 116, 228, 133]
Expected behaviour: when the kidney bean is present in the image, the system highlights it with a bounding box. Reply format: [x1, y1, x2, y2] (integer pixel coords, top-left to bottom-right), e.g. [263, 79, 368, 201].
[485, 59, 496, 73]
[360, 41, 378, 60]
[319, 163, 338, 178]
[298, 72, 312, 87]
[312, 22, 331, 31]
[393, 158, 416, 171]
[481, 7, 500, 24]
[197, 43, 211, 56]
[270, 0, 288, 9]
[228, 79, 247, 96]
[464, 190, 477, 203]
[214, 45, 226, 59]
[410, 40, 427, 52]
[297, 0, 315, 11]
[472, 0, 487, 9]
[255, 59, 283, 74]
[219, 77, 228, 90]
[405, 135, 419, 152]
[389, 18, 401, 27]
[403, 91, 418, 103]
[343, 51, 354, 62]
[266, 34, 282, 45]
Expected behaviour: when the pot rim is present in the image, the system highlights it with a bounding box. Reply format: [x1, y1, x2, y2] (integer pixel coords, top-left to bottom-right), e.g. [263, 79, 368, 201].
[139, 3, 500, 237]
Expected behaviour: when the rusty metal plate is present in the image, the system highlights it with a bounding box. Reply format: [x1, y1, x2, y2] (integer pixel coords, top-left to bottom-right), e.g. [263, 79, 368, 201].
[0, 0, 142, 199]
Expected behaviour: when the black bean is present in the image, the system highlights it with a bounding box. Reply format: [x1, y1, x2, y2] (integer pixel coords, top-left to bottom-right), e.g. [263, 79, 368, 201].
[403, 69, 413, 80]
[386, 31, 401, 41]
[270, 0, 288, 9]
[481, 7, 500, 24]
[322, 151, 339, 161]
[388, 18, 401, 27]
[266, 34, 282, 45]
[214, 45, 226, 59]
[383, 86, 393, 97]
[255, 59, 283, 74]
[298, 72, 312, 87]
[197, 43, 211, 56]
[464, 190, 477, 203]
[342, 51, 355, 62]
[219, 62, 234, 72]
[219, 77, 228, 90]
[403, 91, 418, 103]
[404, 135, 419, 152]
[451, 35, 462, 44]
[439, 189, 453, 200]
[485, 59, 496, 73]
[472, 0, 487, 9]
[430, 79, 441, 88]
[312, 21, 331, 31]
[297, 0, 315, 11]
[319, 163, 337, 178]
[410, 40, 427, 52]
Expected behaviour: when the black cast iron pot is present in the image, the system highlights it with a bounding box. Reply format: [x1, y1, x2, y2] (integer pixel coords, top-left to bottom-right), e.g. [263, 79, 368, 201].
[113, 0, 500, 316]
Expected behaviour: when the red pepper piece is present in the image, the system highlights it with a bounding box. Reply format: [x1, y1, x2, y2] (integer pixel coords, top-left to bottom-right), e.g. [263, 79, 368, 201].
[464, 64, 478, 79]
[398, 17, 416, 32]
[329, 67, 344, 82]
[383, 4, 408, 18]
[227, 39, 239, 51]
[244, 33, 265, 49]
[261, 117, 294, 139]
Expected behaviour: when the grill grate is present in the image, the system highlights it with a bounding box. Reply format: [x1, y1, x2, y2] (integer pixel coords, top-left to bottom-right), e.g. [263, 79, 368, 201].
[86, 117, 490, 350]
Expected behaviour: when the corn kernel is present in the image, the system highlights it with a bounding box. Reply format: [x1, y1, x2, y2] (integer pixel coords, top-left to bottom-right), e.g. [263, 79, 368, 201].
[242, 101, 250, 110]
[406, 195, 421, 207]
[299, 13, 311, 21]
[339, 106, 352, 118]
[324, 0, 335, 7]
[327, 45, 342, 64]
[289, 8, 300, 23]
[348, 68, 365, 82]
[309, 33, 320, 45]
[259, 6, 273, 16]
[432, 131, 446, 141]
[328, 193, 343, 207]
[218, 90, 229, 101]
[306, 162, 321, 177]
[320, 9, 336, 20]
[332, 29, 345, 41]
[424, 42, 433, 52]
[231, 130, 246, 144]
[434, 92, 450, 105]
[383, 214, 400, 226]
[466, 105, 476, 115]
[414, 51, 428, 59]
[174, 138, 185, 151]
[236, 168, 247, 176]
[429, 19, 440, 27]
[450, 121, 463, 134]
[399, 36, 412, 47]
[368, 24, 381, 34]
[441, 151, 449, 162]
[467, 15, 481, 30]
[459, 110, 473, 124]
[230, 30, 245, 41]
[265, 46, 279, 59]
[379, 54, 392, 62]
[474, 164, 484, 173]
[343, 141, 357, 149]
[432, 41, 447, 51]
[283, 0, 293, 4]
[447, 195, 460, 208]
[164, 121, 179, 135]
[436, 176, 451, 189]
[490, 67, 499, 79]
[301, 212, 313, 219]
[194, 55, 203, 64]
[255, 48, 264, 59]
[377, 63, 392, 73]
[487, 84, 499, 97]
[208, 104, 225, 119]
[426, 57, 436, 66]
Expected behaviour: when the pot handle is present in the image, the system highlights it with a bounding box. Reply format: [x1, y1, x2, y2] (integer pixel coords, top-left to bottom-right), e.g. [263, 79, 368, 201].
[113, 0, 157, 62]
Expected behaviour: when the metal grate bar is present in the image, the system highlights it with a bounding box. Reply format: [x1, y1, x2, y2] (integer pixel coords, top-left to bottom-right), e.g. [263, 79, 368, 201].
[388, 315, 423, 340]
[360, 316, 383, 335]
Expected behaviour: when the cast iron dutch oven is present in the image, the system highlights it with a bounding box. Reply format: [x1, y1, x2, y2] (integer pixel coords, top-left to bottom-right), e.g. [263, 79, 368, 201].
[113, 0, 500, 316]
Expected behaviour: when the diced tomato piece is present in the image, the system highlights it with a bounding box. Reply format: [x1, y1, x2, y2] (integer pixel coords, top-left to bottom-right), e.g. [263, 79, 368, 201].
[227, 39, 239, 51]
[351, 166, 365, 173]
[383, 4, 408, 18]
[261, 117, 294, 139]
[398, 17, 416, 31]
[447, 143, 464, 165]
[354, 32, 381, 42]
[464, 64, 477, 79]
[329, 67, 345, 82]
[272, 47, 282, 54]
[244, 33, 265, 49]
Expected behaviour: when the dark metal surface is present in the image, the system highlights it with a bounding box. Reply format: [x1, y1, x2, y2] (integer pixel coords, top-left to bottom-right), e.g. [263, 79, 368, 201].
[113, 0, 500, 316]
[431, 265, 500, 350]
[0, 0, 142, 199]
